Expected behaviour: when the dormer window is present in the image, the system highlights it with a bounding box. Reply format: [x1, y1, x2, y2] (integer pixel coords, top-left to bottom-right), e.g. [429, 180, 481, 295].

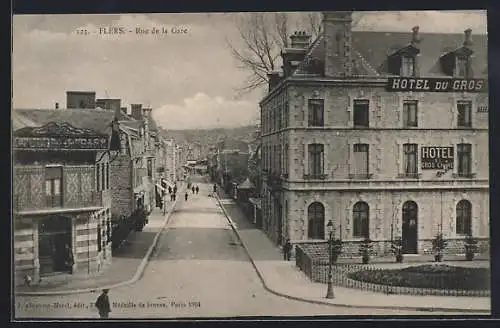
[401, 56, 416, 77]
[456, 56, 469, 78]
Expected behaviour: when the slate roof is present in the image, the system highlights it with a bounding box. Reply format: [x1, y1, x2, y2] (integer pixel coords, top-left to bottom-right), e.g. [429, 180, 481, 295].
[13, 108, 117, 134]
[294, 30, 488, 78]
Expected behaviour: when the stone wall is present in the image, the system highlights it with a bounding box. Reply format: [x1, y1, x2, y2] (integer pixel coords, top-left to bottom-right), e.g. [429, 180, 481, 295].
[110, 155, 133, 217]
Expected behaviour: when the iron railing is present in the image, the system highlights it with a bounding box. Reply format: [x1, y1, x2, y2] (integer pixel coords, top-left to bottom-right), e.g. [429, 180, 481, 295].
[295, 244, 490, 297]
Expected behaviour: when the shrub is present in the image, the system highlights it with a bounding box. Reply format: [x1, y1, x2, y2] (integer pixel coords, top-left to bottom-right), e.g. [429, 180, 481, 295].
[347, 264, 490, 291]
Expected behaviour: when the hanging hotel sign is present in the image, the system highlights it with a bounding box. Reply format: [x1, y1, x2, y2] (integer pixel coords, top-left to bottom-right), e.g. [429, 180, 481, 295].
[387, 78, 487, 93]
[421, 146, 454, 170]
[13, 136, 109, 150]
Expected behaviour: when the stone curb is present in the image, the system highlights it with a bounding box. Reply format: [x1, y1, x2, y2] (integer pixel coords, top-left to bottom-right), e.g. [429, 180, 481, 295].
[214, 194, 490, 314]
[16, 185, 186, 297]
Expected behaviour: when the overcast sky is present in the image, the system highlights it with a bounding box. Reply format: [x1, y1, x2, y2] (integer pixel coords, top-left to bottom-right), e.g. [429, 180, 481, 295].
[12, 11, 487, 130]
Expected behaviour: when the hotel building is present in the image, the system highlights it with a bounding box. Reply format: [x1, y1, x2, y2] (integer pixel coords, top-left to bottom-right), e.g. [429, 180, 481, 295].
[259, 12, 489, 256]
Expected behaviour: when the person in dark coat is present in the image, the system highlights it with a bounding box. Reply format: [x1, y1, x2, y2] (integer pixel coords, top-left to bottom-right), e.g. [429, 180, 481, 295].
[185, 192, 189, 201]
[168, 186, 172, 194]
[213, 184, 217, 193]
[173, 186, 177, 194]
[191, 186, 195, 194]
[195, 186, 199, 194]
[283, 238, 292, 261]
[95, 289, 111, 318]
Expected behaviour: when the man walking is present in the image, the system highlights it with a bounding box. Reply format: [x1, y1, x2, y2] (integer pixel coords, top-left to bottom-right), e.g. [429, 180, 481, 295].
[95, 289, 111, 319]
[195, 185, 199, 194]
[185, 192, 189, 201]
[283, 238, 292, 261]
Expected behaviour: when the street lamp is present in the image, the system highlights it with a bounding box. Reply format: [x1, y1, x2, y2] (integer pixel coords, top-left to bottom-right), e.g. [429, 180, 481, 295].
[326, 219, 334, 299]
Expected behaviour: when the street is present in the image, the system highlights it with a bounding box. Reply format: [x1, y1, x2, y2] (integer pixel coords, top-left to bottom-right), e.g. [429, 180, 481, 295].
[15, 181, 468, 319]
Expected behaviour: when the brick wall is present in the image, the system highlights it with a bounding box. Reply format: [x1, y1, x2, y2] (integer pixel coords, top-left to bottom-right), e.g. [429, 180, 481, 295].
[110, 155, 133, 217]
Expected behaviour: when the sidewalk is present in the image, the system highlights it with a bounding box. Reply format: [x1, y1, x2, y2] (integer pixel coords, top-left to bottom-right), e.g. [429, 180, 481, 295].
[215, 191, 491, 314]
[16, 185, 184, 296]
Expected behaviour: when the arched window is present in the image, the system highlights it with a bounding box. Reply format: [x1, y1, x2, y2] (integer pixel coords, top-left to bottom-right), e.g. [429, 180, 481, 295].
[308, 202, 325, 239]
[402, 201, 418, 223]
[456, 200, 472, 235]
[353, 202, 369, 238]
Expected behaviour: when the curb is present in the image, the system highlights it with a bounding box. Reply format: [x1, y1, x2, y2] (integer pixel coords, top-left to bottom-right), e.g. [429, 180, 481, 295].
[16, 185, 186, 297]
[214, 193, 490, 314]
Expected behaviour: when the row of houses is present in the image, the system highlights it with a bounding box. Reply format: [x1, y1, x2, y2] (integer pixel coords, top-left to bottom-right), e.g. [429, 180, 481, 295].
[255, 12, 489, 256]
[12, 91, 179, 285]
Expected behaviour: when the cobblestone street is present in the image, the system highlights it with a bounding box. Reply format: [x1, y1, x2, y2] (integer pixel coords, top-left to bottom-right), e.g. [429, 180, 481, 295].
[15, 182, 474, 319]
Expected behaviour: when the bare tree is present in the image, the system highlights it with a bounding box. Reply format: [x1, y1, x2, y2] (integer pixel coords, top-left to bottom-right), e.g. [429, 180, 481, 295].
[227, 12, 361, 96]
[227, 12, 323, 96]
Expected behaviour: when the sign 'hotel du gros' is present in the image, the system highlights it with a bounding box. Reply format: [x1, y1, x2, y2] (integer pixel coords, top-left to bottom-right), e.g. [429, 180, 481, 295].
[386, 77, 487, 93]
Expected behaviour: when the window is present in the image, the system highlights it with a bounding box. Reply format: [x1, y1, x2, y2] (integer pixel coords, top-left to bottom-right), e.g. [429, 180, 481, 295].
[308, 144, 324, 177]
[457, 101, 472, 127]
[456, 200, 472, 235]
[353, 202, 369, 238]
[97, 225, 102, 252]
[101, 163, 105, 190]
[401, 56, 415, 77]
[278, 104, 282, 129]
[403, 100, 418, 127]
[403, 144, 418, 177]
[456, 56, 469, 78]
[106, 163, 110, 190]
[147, 159, 153, 178]
[352, 144, 369, 178]
[308, 99, 324, 127]
[307, 202, 325, 239]
[353, 100, 369, 128]
[457, 143, 472, 177]
[284, 101, 289, 128]
[96, 164, 101, 191]
[45, 167, 62, 207]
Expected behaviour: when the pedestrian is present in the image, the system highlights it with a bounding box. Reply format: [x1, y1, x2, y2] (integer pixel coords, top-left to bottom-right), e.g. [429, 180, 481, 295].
[173, 186, 177, 194]
[191, 186, 195, 194]
[283, 238, 292, 261]
[95, 289, 111, 319]
[195, 186, 199, 194]
[64, 244, 74, 274]
[213, 184, 217, 193]
[168, 186, 172, 194]
[185, 192, 188, 201]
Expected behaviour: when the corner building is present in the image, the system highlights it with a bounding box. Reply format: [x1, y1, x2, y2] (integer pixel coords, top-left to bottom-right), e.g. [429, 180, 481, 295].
[259, 12, 489, 256]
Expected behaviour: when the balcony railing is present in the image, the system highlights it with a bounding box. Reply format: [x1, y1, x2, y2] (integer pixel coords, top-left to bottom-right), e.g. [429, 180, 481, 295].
[453, 173, 477, 179]
[303, 173, 328, 180]
[348, 173, 373, 179]
[14, 191, 103, 213]
[397, 173, 422, 179]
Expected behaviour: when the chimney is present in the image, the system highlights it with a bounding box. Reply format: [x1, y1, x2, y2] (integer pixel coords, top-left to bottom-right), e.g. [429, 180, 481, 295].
[464, 28, 473, 47]
[131, 104, 143, 120]
[411, 26, 421, 46]
[267, 71, 281, 92]
[322, 11, 354, 77]
[55, 102, 59, 109]
[290, 31, 311, 49]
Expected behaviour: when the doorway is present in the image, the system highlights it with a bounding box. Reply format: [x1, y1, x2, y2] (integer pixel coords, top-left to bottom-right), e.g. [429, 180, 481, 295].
[38, 216, 72, 275]
[402, 201, 418, 254]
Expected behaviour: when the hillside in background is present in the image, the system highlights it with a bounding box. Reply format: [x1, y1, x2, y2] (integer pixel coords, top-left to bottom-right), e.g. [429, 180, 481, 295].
[159, 125, 260, 147]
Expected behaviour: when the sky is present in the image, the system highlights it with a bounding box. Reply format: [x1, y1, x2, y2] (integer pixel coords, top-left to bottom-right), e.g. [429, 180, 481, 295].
[12, 11, 487, 130]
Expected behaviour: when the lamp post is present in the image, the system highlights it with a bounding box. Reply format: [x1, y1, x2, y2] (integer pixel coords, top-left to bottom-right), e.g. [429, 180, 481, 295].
[326, 219, 334, 299]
